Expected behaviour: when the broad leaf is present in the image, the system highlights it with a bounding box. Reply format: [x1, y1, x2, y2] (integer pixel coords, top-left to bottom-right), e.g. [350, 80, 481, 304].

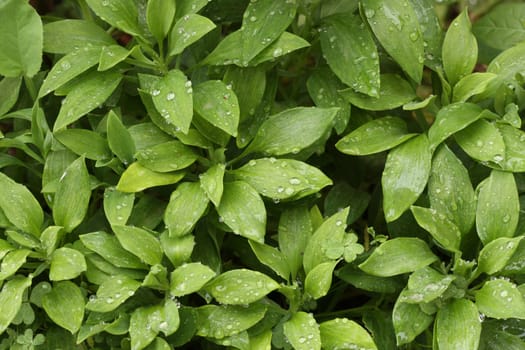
[476, 279, 525, 319]
[160, 233, 194, 268]
[455, 119, 506, 163]
[473, 3, 525, 50]
[168, 14, 216, 57]
[401, 267, 455, 304]
[130, 305, 163, 350]
[382, 134, 431, 222]
[0, 276, 31, 335]
[249, 241, 290, 280]
[283, 311, 321, 350]
[113, 225, 163, 266]
[435, 299, 481, 350]
[392, 298, 434, 345]
[452, 72, 497, 103]
[359, 238, 438, 277]
[103, 187, 134, 226]
[278, 206, 312, 280]
[54, 129, 111, 161]
[116, 162, 185, 193]
[477, 237, 523, 276]
[408, 0, 443, 70]
[107, 110, 136, 165]
[320, 318, 377, 350]
[206, 269, 279, 305]
[42, 281, 85, 334]
[0, 249, 31, 281]
[49, 247, 86, 281]
[136, 141, 197, 173]
[165, 182, 209, 237]
[217, 181, 266, 243]
[85, 0, 143, 38]
[199, 164, 225, 207]
[496, 124, 525, 172]
[146, 0, 175, 44]
[411, 206, 461, 251]
[248, 31, 310, 66]
[170, 263, 216, 297]
[305, 261, 338, 300]
[98, 44, 133, 71]
[43, 19, 114, 54]
[0, 77, 22, 116]
[86, 275, 141, 312]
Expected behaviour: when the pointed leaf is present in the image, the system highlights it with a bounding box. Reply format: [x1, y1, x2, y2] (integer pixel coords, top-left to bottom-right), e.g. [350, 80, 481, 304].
[103, 187, 134, 226]
[401, 266, 456, 304]
[43, 19, 114, 54]
[382, 134, 431, 222]
[496, 124, 525, 172]
[477, 237, 523, 276]
[136, 140, 197, 172]
[98, 44, 133, 71]
[320, 318, 378, 350]
[42, 281, 85, 334]
[85, 0, 143, 37]
[168, 14, 216, 56]
[249, 31, 310, 65]
[49, 247, 86, 281]
[473, 3, 525, 50]
[130, 305, 162, 350]
[0, 77, 22, 116]
[453, 72, 497, 103]
[283, 311, 321, 350]
[113, 225, 163, 266]
[476, 279, 525, 319]
[54, 129, 111, 161]
[0, 276, 31, 335]
[436, 299, 481, 350]
[107, 111, 136, 165]
[279, 206, 312, 280]
[170, 262, 216, 297]
[0, 249, 31, 281]
[199, 164, 225, 207]
[305, 261, 338, 300]
[147, 0, 175, 43]
[249, 241, 290, 280]
[392, 298, 434, 345]
[165, 182, 209, 237]
[455, 119, 506, 163]
[116, 162, 185, 193]
[411, 206, 461, 252]
[86, 275, 141, 312]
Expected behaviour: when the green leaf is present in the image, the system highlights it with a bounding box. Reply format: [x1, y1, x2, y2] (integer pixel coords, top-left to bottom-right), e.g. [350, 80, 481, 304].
[239, 0, 297, 63]
[39, 46, 102, 97]
[382, 134, 431, 222]
[85, 0, 143, 38]
[54, 129, 111, 161]
[103, 187, 134, 226]
[336, 264, 403, 294]
[40, 226, 64, 257]
[320, 13, 379, 96]
[113, 225, 163, 266]
[165, 182, 209, 237]
[175, 0, 210, 19]
[147, 0, 175, 44]
[496, 124, 525, 172]
[339, 74, 416, 111]
[452, 72, 497, 103]
[411, 206, 461, 252]
[476, 170, 519, 245]
[49, 247, 86, 281]
[359, 238, 438, 277]
[0, 276, 31, 335]
[427, 102, 483, 150]
[199, 164, 225, 207]
[217, 181, 266, 243]
[477, 237, 523, 276]
[42, 281, 85, 334]
[244, 107, 338, 156]
[435, 299, 481, 350]
[128, 123, 172, 151]
[305, 261, 338, 300]
[43, 19, 114, 54]
[455, 119, 506, 163]
[278, 206, 312, 280]
[408, 0, 443, 70]
[400, 266, 455, 304]
[193, 81, 240, 136]
[0, 172, 43, 236]
[231, 158, 332, 201]
[249, 241, 290, 280]
[0, 0, 42, 77]
[168, 14, 216, 57]
[80, 231, 147, 269]
[361, 0, 424, 82]
[392, 298, 434, 345]
[428, 145, 476, 236]
[86, 275, 141, 312]
[53, 157, 91, 233]
[169, 262, 216, 297]
[283, 311, 321, 350]
[336, 116, 416, 155]
[442, 10, 478, 86]
[248, 31, 310, 66]
[116, 162, 185, 193]
[201, 30, 243, 66]
[0, 77, 22, 116]
[487, 42, 525, 89]
[149, 69, 193, 134]
[195, 303, 267, 339]
[53, 69, 123, 131]
[476, 279, 525, 319]
[130, 305, 163, 350]
[136, 140, 197, 173]
[320, 318, 378, 350]
[0, 249, 31, 281]
[473, 3, 525, 50]
[98, 44, 133, 71]
[206, 269, 279, 305]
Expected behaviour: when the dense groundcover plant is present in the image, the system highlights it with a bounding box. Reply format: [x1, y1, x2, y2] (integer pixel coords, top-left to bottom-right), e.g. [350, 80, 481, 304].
[1, 0, 525, 348]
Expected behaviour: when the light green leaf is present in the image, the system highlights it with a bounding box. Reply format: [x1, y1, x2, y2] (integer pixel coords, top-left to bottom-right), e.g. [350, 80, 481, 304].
[86, 275, 141, 312]
[40, 226, 64, 257]
[113, 225, 163, 266]
[0, 0, 42, 77]
[278, 206, 312, 280]
[43, 19, 114, 54]
[283, 311, 321, 350]
[103, 187, 134, 226]
[244, 107, 338, 156]
[477, 237, 523, 276]
[201, 30, 243, 66]
[175, 0, 210, 19]
[361, 0, 424, 82]
[359, 238, 438, 277]
[392, 298, 434, 345]
[452, 72, 497, 103]
[49, 247, 86, 281]
[80, 231, 147, 269]
[340, 74, 416, 111]
[128, 123, 172, 151]
[130, 305, 162, 350]
[217, 181, 266, 243]
[336, 116, 416, 155]
[496, 124, 525, 172]
[473, 3, 525, 50]
[206, 269, 279, 305]
[0, 77, 22, 116]
[42, 281, 85, 334]
[0, 249, 31, 281]
[53, 69, 123, 131]
[98, 44, 133, 71]
[195, 303, 267, 339]
[168, 14, 216, 56]
[231, 158, 332, 200]
[136, 140, 197, 173]
[0, 276, 31, 335]
[320, 318, 378, 350]
[199, 164, 225, 207]
[476, 170, 519, 245]
[116, 162, 185, 193]
[249, 31, 310, 66]
[239, 0, 297, 63]
[39, 46, 102, 97]
[305, 261, 338, 300]
[85, 0, 143, 37]
[476, 279, 525, 319]
[382, 134, 431, 222]
[53, 157, 91, 233]
[442, 10, 478, 86]
[487, 42, 525, 90]
[428, 144, 476, 236]
[54, 129, 111, 161]
[400, 266, 455, 304]
[147, 0, 175, 44]
[436, 299, 481, 350]
[411, 206, 461, 252]
[149, 69, 193, 134]
[455, 119, 505, 163]
[428, 102, 483, 150]
[408, 0, 443, 70]
[320, 13, 379, 96]
[169, 262, 216, 297]
[249, 241, 290, 280]
[165, 182, 209, 237]
[0, 172, 43, 236]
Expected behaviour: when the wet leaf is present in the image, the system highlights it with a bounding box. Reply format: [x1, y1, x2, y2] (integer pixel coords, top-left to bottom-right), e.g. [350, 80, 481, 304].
[411, 206, 461, 251]
[98, 44, 133, 71]
[43, 19, 114, 54]
[496, 124, 525, 172]
[49, 247, 86, 281]
[392, 297, 434, 345]
[249, 31, 310, 65]
[473, 3, 525, 50]
[199, 164, 225, 207]
[249, 241, 290, 280]
[279, 206, 312, 280]
[476, 279, 525, 319]
[146, 0, 175, 44]
[165, 182, 208, 237]
[455, 119, 506, 163]
[116, 162, 185, 193]
[113, 225, 163, 266]
[408, 0, 442, 70]
[129, 304, 163, 350]
[477, 237, 523, 276]
[401, 266, 455, 304]
[0, 276, 31, 335]
[103, 187, 134, 226]
[85, 0, 144, 38]
[170, 263, 216, 297]
[136, 140, 197, 173]
[435, 299, 481, 350]
[54, 129, 111, 161]
[283, 311, 321, 350]
[320, 318, 378, 350]
[305, 261, 338, 300]
[42, 281, 85, 334]
[168, 14, 216, 57]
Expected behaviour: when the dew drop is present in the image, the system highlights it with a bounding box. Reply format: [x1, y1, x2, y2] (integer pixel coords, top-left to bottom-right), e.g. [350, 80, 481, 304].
[166, 92, 175, 101]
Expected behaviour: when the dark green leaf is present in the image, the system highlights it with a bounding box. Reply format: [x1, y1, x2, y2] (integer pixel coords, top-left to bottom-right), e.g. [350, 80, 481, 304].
[336, 264, 403, 294]
[165, 182, 209, 237]
[170, 262, 216, 297]
[49, 247, 86, 281]
[42, 281, 85, 334]
[113, 225, 163, 266]
[436, 299, 481, 350]
[305, 261, 338, 300]
[116, 162, 185, 193]
[147, 0, 175, 44]
[168, 14, 216, 56]
[408, 0, 443, 70]
[0, 276, 31, 335]
[473, 3, 525, 50]
[411, 206, 461, 252]
[86, 275, 141, 312]
[476, 279, 525, 319]
[54, 129, 111, 161]
[320, 318, 378, 350]
[175, 0, 210, 19]
[43, 19, 114, 54]
[98, 44, 133, 71]
[496, 124, 525, 172]
[283, 311, 321, 350]
[85, 0, 144, 38]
